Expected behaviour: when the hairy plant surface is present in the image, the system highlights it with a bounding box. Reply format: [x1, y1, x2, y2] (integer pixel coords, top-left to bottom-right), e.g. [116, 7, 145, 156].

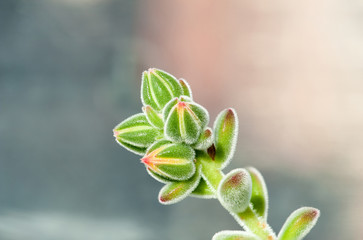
[113, 68, 320, 240]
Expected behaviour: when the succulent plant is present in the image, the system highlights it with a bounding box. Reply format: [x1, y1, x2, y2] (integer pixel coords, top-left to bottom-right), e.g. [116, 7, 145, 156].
[113, 68, 320, 239]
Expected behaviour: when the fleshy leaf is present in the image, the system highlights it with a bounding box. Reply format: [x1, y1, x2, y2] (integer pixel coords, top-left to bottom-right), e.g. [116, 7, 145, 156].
[142, 105, 164, 129]
[179, 78, 192, 98]
[141, 68, 183, 111]
[190, 176, 215, 198]
[278, 207, 320, 240]
[164, 98, 209, 144]
[217, 168, 252, 213]
[113, 113, 160, 155]
[212, 230, 259, 240]
[213, 108, 238, 169]
[192, 127, 213, 150]
[247, 167, 268, 220]
[141, 140, 196, 181]
[159, 165, 201, 204]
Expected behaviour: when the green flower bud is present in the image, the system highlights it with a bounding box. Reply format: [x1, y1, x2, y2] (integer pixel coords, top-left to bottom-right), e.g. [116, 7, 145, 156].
[158, 165, 201, 205]
[191, 127, 213, 150]
[164, 98, 209, 144]
[278, 207, 320, 240]
[247, 167, 269, 220]
[142, 105, 164, 129]
[212, 230, 259, 240]
[113, 113, 161, 155]
[162, 96, 192, 122]
[141, 140, 196, 181]
[213, 108, 238, 169]
[217, 168, 252, 213]
[141, 68, 183, 111]
[178, 78, 193, 99]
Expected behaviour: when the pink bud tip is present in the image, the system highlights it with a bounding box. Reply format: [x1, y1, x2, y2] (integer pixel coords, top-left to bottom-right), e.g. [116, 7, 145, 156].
[113, 129, 120, 137]
[147, 68, 156, 74]
[177, 101, 187, 108]
[141, 157, 151, 165]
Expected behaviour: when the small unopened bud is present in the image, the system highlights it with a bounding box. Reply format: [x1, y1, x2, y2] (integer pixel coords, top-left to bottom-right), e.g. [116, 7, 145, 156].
[213, 108, 238, 169]
[217, 168, 252, 213]
[164, 98, 209, 144]
[192, 127, 213, 150]
[113, 113, 161, 155]
[142, 105, 164, 129]
[212, 230, 259, 240]
[141, 140, 196, 181]
[141, 68, 183, 111]
[278, 207, 320, 240]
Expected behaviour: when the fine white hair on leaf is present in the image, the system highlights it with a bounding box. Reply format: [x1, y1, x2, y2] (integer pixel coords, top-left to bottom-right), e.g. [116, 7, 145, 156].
[277, 207, 320, 240]
[246, 166, 269, 220]
[217, 168, 252, 213]
[212, 230, 259, 240]
[158, 166, 202, 205]
[213, 108, 239, 170]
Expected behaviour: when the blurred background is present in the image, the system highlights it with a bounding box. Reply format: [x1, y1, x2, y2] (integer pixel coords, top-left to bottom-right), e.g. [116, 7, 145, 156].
[1, 0, 362, 239]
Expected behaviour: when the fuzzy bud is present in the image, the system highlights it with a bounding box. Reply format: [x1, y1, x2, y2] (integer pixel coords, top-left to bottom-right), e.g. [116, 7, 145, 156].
[217, 168, 252, 213]
[113, 113, 161, 155]
[141, 140, 196, 181]
[163, 97, 209, 144]
[141, 68, 183, 111]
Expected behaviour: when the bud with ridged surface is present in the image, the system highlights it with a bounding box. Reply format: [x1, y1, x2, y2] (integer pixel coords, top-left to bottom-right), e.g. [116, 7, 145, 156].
[113, 113, 161, 155]
[141, 68, 183, 111]
[163, 97, 209, 144]
[141, 140, 196, 181]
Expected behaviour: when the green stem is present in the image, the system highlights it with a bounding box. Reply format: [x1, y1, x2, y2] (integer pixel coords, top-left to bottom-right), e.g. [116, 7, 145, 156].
[199, 155, 276, 240]
[235, 207, 276, 240]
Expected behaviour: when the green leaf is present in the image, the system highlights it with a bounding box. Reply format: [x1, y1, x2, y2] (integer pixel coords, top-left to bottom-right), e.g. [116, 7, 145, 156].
[213, 108, 238, 169]
[141, 140, 196, 181]
[212, 230, 259, 240]
[164, 98, 209, 144]
[190, 176, 215, 198]
[113, 113, 161, 155]
[192, 127, 213, 150]
[247, 167, 268, 220]
[142, 105, 164, 129]
[179, 78, 193, 98]
[217, 168, 252, 213]
[278, 207, 320, 240]
[141, 68, 183, 111]
[159, 165, 201, 204]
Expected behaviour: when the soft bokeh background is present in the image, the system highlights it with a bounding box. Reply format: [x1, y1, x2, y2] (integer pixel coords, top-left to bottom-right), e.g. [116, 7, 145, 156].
[1, 0, 362, 239]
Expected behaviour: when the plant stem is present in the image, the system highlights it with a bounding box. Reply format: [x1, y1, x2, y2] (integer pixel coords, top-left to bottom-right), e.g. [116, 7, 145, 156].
[199, 156, 276, 240]
[234, 207, 276, 239]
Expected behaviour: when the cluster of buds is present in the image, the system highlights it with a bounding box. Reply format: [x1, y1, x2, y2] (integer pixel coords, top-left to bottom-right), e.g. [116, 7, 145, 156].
[113, 68, 319, 240]
[114, 68, 238, 204]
